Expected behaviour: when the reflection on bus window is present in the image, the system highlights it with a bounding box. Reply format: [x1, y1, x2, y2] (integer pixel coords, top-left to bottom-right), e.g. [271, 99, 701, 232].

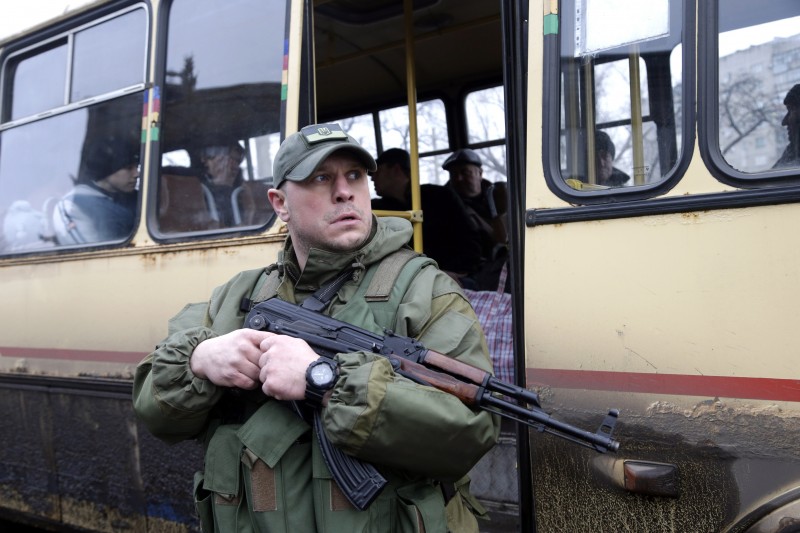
[0, 94, 142, 253]
[5, 42, 68, 122]
[71, 9, 147, 102]
[717, 4, 800, 175]
[0, 6, 147, 255]
[3, 7, 146, 124]
[557, 0, 682, 192]
[157, 0, 286, 236]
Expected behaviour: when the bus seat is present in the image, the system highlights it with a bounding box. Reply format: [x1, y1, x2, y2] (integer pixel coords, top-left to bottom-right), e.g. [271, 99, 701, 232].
[232, 180, 273, 226]
[158, 173, 220, 233]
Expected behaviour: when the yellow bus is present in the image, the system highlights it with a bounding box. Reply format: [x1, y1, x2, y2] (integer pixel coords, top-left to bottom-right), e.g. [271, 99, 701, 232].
[0, 0, 799, 531]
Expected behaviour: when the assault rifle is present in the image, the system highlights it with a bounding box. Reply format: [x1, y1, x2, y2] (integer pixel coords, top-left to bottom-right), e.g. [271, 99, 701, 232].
[245, 297, 620, 510]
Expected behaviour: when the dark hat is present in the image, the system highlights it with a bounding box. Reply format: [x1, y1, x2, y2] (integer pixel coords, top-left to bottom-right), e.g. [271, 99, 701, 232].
[272, 123, 376, 188]
[594, 130, 616, 159]
[78, 136, 140, 183]
[442, 148, 482, 171]
[784, 84, 800, 107]
[375, 148, 411, 173]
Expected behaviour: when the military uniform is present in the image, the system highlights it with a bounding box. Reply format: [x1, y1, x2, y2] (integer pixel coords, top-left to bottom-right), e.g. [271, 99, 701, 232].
[133, 217, 500, 532]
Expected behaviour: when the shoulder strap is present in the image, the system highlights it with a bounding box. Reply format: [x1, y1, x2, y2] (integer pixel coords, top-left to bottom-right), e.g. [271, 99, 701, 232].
[250, 266, 282, 304]
[364, 248, 419, 302]
[244, 248, 430, 324]
[301, 266, 357, 311]
[360, 248, 435, 331]
[244, 263, 357, 312]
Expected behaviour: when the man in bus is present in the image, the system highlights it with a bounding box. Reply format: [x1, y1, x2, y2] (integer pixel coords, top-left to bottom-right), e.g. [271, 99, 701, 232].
[595, 130, 631, 187]
[371, 147, 483, 281]
[773, 84, 800, 169]
[133, 123, 499, 533]
[199, 141, 245, 226]
[52, 136, 139, 245]
[442, 148, 509, 291]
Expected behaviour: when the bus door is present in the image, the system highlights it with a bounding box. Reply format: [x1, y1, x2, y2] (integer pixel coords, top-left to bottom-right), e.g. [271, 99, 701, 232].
[526, 0, 800, 531]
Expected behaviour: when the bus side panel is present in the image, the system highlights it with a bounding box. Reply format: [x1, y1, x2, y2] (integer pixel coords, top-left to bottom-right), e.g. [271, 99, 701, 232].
[0, 239, 282, 530]
[0, 240, 282, 376]
[524, 207, 800, 531]
[0, 377, 203, 532]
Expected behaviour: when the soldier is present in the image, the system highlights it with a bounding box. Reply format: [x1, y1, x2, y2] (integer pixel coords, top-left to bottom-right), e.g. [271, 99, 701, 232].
[133, 123, 499, 532]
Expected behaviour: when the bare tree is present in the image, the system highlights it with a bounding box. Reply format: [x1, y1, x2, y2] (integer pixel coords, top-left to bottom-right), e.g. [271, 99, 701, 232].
[718, 74, 778, 156]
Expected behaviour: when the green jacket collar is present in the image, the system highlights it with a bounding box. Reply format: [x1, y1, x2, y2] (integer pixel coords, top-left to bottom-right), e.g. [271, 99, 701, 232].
[277, 216, 412, 294]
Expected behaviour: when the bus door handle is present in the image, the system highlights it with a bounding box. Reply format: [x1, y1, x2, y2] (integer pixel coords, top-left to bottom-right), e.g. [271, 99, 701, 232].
[592, 457, 680, 498]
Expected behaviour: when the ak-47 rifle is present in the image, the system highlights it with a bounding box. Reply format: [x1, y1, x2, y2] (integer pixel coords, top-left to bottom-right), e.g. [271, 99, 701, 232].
[245, 297, 620, 510]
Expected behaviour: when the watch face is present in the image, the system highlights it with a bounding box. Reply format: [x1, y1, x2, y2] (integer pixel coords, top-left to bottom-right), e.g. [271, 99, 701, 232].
[310, 362, 334, 386]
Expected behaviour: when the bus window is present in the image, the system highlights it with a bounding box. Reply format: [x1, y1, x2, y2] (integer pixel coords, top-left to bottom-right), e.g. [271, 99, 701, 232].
[334, 114, 378, 196]
[335, 114, 377, 158]
[715, 2, 800, 176]
[5, 41, 68, 122]
[70, 9, 147, 103]
[3, 8, 146, 123]
[378, 99, 448, 184]
[0, 6, 146, 254]
[553, 0, 684, 195]
[334, 99, 449, 188]
[465, 86, 506, 183]
[156, 0, 287, 236]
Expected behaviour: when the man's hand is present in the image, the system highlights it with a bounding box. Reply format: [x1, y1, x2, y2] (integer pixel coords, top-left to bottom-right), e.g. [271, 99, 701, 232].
[190, 329, 270, 389]
[258, 332, 320, 400]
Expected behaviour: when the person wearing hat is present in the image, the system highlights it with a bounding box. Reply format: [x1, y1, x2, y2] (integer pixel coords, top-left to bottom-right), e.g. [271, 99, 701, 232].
[773, 84, 800, 169]
[199, 141, 246, 226]
[133, 123, 499, 533]
[442, 148, 509, 290]
[371, 147, 483, 276]
[594, 130, 630, 187]
[52, 136, 139, 245]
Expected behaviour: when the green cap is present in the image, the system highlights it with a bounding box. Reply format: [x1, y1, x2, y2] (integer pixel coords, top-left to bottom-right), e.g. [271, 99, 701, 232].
[272, 123, 377, 188]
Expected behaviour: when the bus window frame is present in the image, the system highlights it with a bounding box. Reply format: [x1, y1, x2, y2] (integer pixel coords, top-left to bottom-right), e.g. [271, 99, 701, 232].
[145, 0, 290, 244]
[0, 1, 150, 259]
[540, 0, 695, 208]
[0, 1, 149, 130]
[698, 0, 800, 189]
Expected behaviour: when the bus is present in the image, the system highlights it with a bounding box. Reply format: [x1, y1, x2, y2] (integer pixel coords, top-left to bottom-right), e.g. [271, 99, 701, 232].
[0, 0, 799, 531]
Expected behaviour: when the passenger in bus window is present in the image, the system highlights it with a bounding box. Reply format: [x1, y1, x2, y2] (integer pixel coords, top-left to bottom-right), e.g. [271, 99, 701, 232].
[370, 148, 483, 280]
[52, 138, 139, 245]
[199, 142, 245, 226]
[772, 84, 800, 169]
[133, 123, 499, 533]
[443, 148, 510, 291]
[594, 130, 631, 187]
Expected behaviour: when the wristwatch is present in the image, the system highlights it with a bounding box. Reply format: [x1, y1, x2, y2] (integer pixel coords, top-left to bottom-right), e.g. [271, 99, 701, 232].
[305, 358, 339, 405]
